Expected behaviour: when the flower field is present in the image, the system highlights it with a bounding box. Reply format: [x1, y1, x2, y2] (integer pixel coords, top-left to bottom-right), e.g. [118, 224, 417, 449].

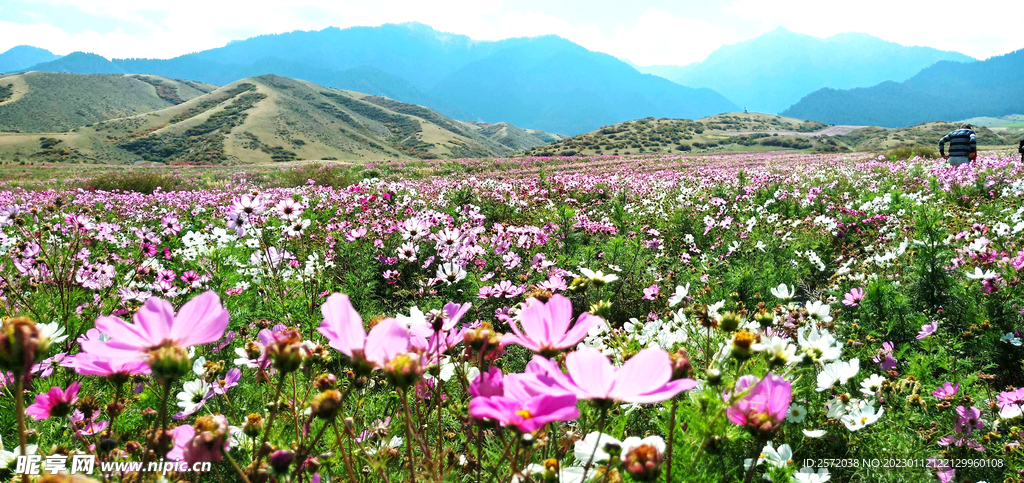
[1, 151, 1023, 483]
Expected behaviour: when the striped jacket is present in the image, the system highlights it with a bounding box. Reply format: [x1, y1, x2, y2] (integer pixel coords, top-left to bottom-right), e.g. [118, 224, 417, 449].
[938, 128, 977, 158]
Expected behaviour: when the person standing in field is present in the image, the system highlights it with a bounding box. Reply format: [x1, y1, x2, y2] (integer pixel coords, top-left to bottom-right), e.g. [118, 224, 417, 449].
[938, 123, 977, 166]
[1018, 133, 1023, 162]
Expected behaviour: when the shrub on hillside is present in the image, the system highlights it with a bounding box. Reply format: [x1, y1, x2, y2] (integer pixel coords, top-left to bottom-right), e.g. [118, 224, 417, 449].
[79, 170, 184, 194]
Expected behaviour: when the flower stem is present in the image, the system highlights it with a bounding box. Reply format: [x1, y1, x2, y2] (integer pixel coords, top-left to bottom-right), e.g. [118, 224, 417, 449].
[399, 388, 417, 483]
[666, 398, 679, 483]
[14, 375, 29, 483]
[252, 372, 287, 474]
[580, 406, 608, 482]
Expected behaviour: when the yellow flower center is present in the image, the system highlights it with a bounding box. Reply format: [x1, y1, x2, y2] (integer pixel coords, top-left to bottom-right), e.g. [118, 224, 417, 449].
[515, 409, 533, 419]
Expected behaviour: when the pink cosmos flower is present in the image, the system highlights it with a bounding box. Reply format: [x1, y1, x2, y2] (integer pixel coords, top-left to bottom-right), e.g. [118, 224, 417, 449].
[64, 353, 152, 377]
[927, 457, 955, 483]
[872, 341, 897, 371]
[469, 367, 504, 398]
[916, 321, 938, 340]
[932, 382, 959, 399]
[167, 415, 230, 465]
[642, 285, 660, 300]
[842, 288, 865, 307]
[501, 295, 604, 355]
[725, 374, 792, 435]
[954, 406, 983, 435]
[26, 382, 81, 420]
[86, 292, 229, 361]
[526, 347, 698, 403]
[318, 293, 411, 369]
[468, 393, 579, 433]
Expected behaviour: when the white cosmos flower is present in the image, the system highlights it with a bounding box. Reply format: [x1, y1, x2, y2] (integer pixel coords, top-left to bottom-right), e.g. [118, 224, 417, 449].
[176, 379, 211, 413]
[579, 268, 619, 285]
[517, 465, 589, 483]
[786, 404, 808, 423]
[573, 432, 621, 464]
[770, 283, 795, 300]
[841, 402, 883, 431]
[805, 301, 833, 323]
[794, 467, 831, 483]
[192, 356, 207, 376]
[860, 374, 886, 397]
[764, 336, 798, 366]
[744, 441, 793, 470]
[39, 321, 69, 346]
[802, 429, 827, 438]
[826, 395, 863, 419]
[621, 435, 666, 459]
[966, 267, 998, 280]
[816, 359, 860, 392]
[436, 262, 467, 285]
[668, 283, 690, 307]
[798, 326, 843, 364]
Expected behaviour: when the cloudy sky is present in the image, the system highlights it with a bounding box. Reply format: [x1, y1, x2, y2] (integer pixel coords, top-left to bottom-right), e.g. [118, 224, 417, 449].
[1, 0, 1022, 66]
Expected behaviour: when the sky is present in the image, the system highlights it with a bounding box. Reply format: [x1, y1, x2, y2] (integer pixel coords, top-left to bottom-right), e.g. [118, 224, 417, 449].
[1, 0, 1023, 66]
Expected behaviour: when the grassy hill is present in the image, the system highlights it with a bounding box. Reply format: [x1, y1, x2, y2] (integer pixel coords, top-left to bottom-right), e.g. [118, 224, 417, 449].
[524, 113, 843, 156]
[458, 121, 568, 151]
[524, 112, 1020, 157]
[0, 72, 217, 133]
[0, 74, 555, 165]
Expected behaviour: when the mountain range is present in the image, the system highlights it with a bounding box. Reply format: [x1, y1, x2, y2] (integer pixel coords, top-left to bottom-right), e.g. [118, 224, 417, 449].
[782, 48, 1024, 127]
[634, 27, 975, 114]
[0, 72, 563, 164]
[1, 23, 737, 135]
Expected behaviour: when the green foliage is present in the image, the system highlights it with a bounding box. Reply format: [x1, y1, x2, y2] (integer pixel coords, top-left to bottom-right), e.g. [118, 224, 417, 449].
[78, 170, 184, 193]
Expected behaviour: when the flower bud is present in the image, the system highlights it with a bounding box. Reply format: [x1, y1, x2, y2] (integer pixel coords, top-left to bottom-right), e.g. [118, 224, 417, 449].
[315, 373, 337, 391]
[622, 441, 664, 482]
[243, 413, 264, 438]
[147, 344, 190, 381]
[668, 349, 692, 380]
[719, 311, 742, 333]
[588, 300, 613, 319]
[706, 368, 722, 386]
[0, 316, 44, 375]
[265, 328, 305, 374]
[310, 389, 343, 420]
[269, 449, 294, 474]
[384, 353, 424, 388]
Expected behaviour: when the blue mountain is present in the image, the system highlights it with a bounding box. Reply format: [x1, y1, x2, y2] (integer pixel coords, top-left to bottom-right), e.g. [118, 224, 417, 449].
[0, 45, 61, 73]
[11, 23, 737, 134]
[637, 27, 975, 114]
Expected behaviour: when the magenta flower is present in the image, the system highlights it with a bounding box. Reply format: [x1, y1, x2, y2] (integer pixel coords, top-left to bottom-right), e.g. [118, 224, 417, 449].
[501, 295, 604, 355]
[725, 374, 792, 435]
[872, 341, 897, 371]
[469, 367, 505, 398]
[927, 456, 955, 483]
[642, 285, 660, 301]
[528, 347, 697, 403]
[318, 293, 411, 369]
[842, 287, 865, 307]
[64, 353, 151, 378]
[932, 382, 959, 399]
[87, 292, 229, 361]
[916, 321, 938, 340]
[954, 406, 983, 435]
[167, 415, 230, 465]
[469, 393, 579, 432]
[26, 382, 81, 420]
[212, 368, 241, 395]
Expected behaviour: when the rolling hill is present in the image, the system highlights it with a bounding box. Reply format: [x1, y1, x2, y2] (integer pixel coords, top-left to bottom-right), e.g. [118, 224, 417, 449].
[782, 48, 1024, 126]
[11, 23, 738, 135]
[0, 72, 217, 132]
[524, 112, 1020, 157]
[0, 46, 61, 74]
[0, 74, 559, 165]
[635, 27, 974, 114]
